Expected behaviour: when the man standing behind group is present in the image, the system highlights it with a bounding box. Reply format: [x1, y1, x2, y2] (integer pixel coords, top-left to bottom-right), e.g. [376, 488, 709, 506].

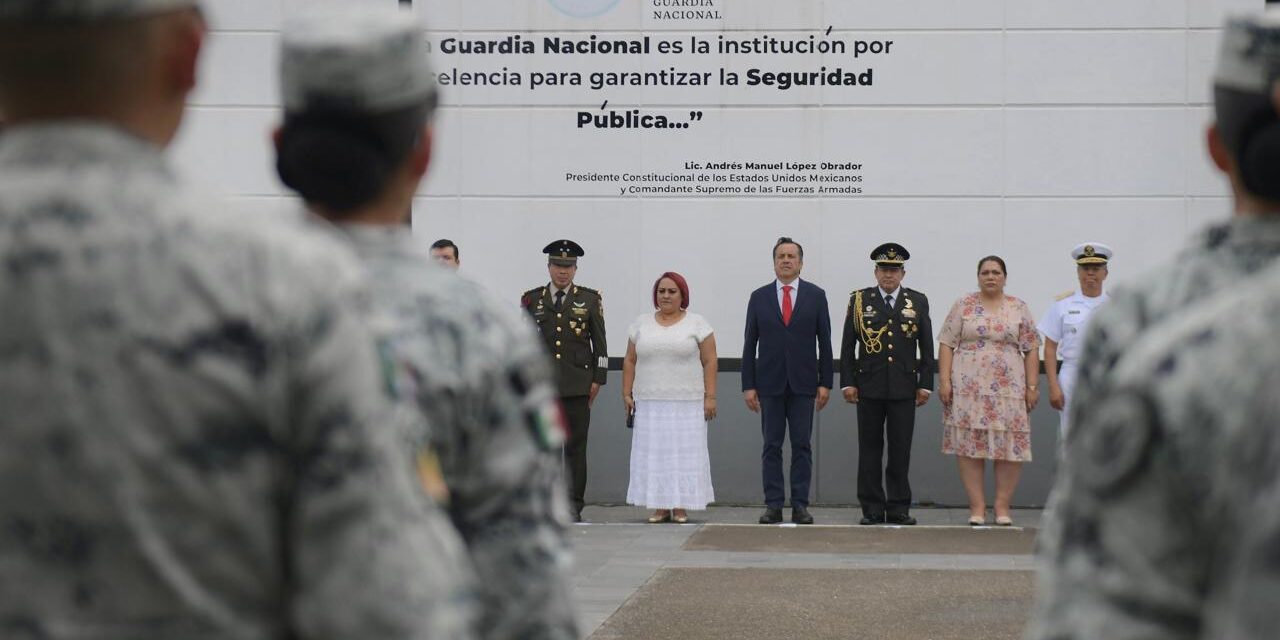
[523, 240, 608, 523]
[840, 243, 934, 526]
[743, 237, 833, 525]
[1036, 243, 1110, 448]
[431, 238, 460, 269]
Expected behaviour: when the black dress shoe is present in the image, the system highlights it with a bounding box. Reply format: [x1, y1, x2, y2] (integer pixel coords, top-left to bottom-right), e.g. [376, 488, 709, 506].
[791, 506, 814, 525]
[758, 508, 783, 524]
[859, 514, 885, 525]
[571, 511, 583, 523]
[885, 513, 917, 526]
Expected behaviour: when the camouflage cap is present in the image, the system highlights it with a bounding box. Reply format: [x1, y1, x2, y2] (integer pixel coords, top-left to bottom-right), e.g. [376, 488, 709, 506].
[0, 0, 200, 23]
[1215, 9, 1280, 93]
[280, 6, 438, 114]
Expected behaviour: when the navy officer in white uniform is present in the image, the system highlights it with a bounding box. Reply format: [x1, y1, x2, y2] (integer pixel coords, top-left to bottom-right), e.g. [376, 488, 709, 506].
[1037, 243, 1112, 445]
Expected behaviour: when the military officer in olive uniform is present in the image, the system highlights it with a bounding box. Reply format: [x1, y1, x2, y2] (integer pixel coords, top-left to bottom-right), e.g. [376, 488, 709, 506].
[840, 243, 935, 526]
[523, 240, 608, 522]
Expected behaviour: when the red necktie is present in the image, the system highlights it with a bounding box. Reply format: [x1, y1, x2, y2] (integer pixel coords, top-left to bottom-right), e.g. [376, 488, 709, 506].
[782, 285, 793, 326]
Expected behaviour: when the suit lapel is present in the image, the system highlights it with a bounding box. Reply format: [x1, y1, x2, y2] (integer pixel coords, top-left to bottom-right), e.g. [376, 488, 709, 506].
[768, 282, 784, 324]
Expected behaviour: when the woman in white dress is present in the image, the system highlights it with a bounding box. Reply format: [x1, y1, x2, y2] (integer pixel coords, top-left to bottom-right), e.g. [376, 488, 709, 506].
[622, 272, 718, 523]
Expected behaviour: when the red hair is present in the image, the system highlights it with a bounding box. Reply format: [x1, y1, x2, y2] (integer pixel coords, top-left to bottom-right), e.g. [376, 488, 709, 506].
[652, 271, 690, 310]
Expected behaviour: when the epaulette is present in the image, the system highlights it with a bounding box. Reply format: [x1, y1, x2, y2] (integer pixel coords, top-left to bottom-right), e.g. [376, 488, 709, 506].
[1054, 289, 1074, 301]
[574, 285, 600, 297]
[520, 287, 544, 307]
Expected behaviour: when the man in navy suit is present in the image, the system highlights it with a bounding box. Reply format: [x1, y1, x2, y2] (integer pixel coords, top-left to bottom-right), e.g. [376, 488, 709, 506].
[742, 237, 834, 525]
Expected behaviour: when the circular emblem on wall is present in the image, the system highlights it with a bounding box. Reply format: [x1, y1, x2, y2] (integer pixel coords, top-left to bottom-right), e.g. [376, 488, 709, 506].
[548, 0, 623, 18]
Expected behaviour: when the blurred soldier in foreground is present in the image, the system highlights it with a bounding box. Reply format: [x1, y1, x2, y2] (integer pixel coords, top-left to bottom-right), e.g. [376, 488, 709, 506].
[0, 1, 476, 638]
[522, 240, 608, 524]
[274, 7, 579, 639]
[1030, 10, 1280, 639]
[1029, 260, 1280, 640]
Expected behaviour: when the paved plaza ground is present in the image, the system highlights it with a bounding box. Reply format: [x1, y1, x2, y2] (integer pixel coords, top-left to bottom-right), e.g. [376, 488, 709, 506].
[571, 505, 1044, 639]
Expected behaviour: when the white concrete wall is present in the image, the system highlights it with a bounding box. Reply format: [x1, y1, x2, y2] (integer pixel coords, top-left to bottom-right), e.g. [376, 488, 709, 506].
[174, 0, 1262, 357]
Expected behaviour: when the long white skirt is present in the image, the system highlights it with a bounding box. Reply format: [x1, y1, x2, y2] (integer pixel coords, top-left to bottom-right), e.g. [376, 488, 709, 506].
[626, 399, 715, 510]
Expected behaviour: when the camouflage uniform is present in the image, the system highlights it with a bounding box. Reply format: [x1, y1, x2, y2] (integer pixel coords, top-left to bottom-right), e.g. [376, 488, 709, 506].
[1031, 11, 1280, 639]
[0, 125, 476, 639]
[1028, 260, 1280, 640]
[0, 2, 476, 638]
[342, 227, 580, 640]
[1032, 181, 1280, 640]
[276, 8, 579, 639]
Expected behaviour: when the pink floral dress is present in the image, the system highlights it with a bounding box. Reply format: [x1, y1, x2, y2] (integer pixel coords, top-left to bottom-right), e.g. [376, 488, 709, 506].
[938, 293, 1040, 461]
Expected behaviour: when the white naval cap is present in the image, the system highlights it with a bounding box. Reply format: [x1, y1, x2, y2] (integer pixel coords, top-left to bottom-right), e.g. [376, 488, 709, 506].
[0, 0, 200, 22]
[280, 5, 437, 114]
[1072, 242, 1112, 265]
[1214, 9, 1280, 93]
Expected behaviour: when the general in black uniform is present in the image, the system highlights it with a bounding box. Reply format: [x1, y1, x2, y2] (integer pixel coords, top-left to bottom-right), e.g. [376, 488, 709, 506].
[840, 243, 935, 525]
[522, 239, 607, 522]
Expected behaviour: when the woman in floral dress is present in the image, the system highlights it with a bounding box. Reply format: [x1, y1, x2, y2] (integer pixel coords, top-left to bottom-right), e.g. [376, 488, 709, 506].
[937, 256, 1040, 526]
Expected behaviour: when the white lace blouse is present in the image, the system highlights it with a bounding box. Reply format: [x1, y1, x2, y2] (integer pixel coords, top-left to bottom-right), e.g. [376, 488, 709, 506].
[628, 312, 714, 401]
